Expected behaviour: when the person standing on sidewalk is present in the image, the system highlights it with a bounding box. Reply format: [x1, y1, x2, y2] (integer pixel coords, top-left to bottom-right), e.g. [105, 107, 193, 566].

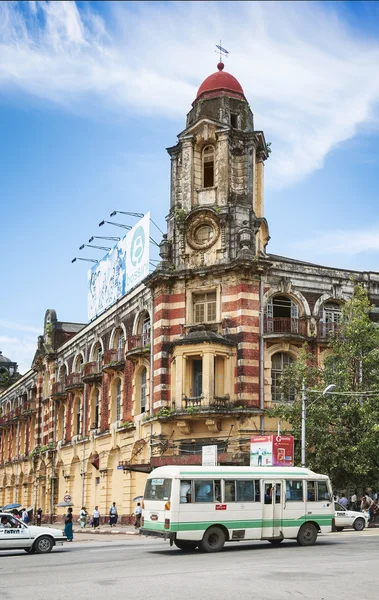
[109, 502, 118, 527]
[36, 508, 42, 526]
[92, 506, 100, 529]
[134, 503, 142, 529]
[79, 507, 88, 529]
[64, 508, 74, 542]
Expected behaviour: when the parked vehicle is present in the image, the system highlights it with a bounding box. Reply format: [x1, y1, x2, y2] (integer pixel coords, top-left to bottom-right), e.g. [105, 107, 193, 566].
[0, 512, 66, 553]
[334, 502, 368, 531]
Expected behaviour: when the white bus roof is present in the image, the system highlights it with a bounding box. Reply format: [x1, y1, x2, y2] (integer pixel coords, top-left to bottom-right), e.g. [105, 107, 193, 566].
[147, 465, 329, 479]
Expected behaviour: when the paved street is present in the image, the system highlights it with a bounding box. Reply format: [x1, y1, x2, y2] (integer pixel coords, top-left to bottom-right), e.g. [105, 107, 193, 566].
[1, 529, 377, 600]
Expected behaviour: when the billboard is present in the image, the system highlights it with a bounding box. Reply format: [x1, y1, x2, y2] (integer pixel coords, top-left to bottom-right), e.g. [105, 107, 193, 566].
[250, 435, 294, 467]
[87, 213, 150, 321]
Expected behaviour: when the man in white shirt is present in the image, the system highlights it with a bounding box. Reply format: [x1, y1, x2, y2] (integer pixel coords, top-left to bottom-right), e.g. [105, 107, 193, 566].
[134, 503, 142, 529]
[22, 509, 29, 524]
[92, 506, 100, 529]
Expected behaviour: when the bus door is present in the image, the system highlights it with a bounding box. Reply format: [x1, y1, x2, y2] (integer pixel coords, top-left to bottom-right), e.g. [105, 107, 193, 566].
[262, 480, 283, 538]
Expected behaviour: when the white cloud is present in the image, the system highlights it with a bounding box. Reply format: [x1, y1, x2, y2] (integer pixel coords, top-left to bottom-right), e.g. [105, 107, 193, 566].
[0, 335, 36, 375]
[0, 320, 40, 334]
[0, 2, 379, 187]
[291, 225, 379, 256]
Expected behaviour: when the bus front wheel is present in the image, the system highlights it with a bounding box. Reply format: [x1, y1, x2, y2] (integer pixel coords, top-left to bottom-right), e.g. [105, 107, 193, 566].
[297, 523, 318, 546]
[174, 540, 198, 551]
[199, 526, 226, 553]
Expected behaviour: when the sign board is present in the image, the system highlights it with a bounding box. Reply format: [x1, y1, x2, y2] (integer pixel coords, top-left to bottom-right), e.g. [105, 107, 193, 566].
[63, 494, 72, 503]
[250, 435, 294, 467]
[117, 466, 124, 470]
[88, 213, 150, 321]
[202, 445, 218, 467]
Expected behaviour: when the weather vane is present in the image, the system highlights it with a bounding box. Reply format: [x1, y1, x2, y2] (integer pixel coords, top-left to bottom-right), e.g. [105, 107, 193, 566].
[215, 41, 229, 62]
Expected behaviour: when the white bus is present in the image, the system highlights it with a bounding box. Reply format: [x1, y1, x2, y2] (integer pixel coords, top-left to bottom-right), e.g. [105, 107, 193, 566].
[140, 465, 334, 552]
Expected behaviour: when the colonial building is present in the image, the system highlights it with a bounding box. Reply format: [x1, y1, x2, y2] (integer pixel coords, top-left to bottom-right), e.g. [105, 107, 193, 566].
[1, 62, 379, 521]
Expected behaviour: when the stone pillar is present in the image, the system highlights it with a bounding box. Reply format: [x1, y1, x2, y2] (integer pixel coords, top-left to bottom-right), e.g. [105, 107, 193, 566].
[216, 131, 229, 206]
[181, 136, 194, 212]
[202, 351, 215, 405]
[255, 150, 265, 218]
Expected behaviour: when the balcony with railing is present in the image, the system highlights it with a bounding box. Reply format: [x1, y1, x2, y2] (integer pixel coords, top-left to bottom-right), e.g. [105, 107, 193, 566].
[317, 321, 340, 341]
[82, 361, 103, 383]
[65, 372, 84, 391]
[126, 334, 150, 359]
[52, 380, 68, 398]
[102, 348, 125, 373]
[263, 317, 308, 337]
[181, 393, 232, 412]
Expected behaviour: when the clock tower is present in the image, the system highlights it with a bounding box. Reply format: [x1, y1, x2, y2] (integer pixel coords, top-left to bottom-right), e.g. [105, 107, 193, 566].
[161, 61, 270, 270]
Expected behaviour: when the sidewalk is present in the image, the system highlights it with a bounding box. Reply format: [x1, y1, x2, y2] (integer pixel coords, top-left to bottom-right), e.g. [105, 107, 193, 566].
[44, 523, 140, 535]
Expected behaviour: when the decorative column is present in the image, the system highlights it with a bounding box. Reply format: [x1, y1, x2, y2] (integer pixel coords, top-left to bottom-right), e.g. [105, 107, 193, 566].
[202, 351, 215, 405]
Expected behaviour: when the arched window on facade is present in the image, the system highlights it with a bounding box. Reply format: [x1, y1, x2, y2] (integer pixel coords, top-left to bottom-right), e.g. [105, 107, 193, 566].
[320, 302, 342, 337]
[141, 314, 151, 347]
[203, 145, 215, 188]
[92, 342, 103, 366]
[140, 368, 147, 414]
[113, 328, 125, 350]
[74, 355, 84, 373]
[266, 296, 300, 334]
[90, 388, 100, 430]
[271, 353, 295, 403]
[59, 364, 67, 382]
[74, 397, 81, 436]
[116, 379, 122, 422]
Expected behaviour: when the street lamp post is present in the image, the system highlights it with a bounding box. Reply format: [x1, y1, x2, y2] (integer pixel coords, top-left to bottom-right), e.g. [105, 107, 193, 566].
[301, 382, 336, 468]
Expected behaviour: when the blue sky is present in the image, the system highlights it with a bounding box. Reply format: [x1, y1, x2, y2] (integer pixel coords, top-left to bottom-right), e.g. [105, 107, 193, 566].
[1, 0, 379, 373]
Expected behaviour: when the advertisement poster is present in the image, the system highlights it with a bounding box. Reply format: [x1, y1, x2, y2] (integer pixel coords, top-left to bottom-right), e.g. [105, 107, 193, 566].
[87, 213, 150, 321]
[250, 435, 294, 467]
[202, 445, 218, 467]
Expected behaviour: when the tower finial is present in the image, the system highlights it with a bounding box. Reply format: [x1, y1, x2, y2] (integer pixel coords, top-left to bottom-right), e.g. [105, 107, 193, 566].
[215, 41, 229, 64]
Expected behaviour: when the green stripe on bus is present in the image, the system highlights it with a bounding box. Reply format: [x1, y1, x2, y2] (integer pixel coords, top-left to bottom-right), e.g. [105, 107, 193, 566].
[142, 514, 333, 533]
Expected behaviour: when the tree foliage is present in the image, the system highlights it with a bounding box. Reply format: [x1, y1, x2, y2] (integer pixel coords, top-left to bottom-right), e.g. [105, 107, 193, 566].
[270, 284, 379, 490]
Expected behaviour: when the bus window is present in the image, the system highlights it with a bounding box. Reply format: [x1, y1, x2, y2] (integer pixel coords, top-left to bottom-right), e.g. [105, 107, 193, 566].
[274, 484, 281, 503]
[264, 484, 273, 504]
[195, 480, 213, 502]
[236, 480, 255, 502]
[214, 480, 221, 503]
[224, 480, 236, 502]
[180, 480, 192, 503]
[286, 480, 303, 501]
[144, 478, 172, 501]
[307, 481, 316, 501]
[317, 481, 331, 501]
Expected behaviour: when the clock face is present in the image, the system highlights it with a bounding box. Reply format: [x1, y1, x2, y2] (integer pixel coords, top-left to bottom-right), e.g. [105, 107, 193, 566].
[194, 224, 215, 245]
[186, 211, 220, 251]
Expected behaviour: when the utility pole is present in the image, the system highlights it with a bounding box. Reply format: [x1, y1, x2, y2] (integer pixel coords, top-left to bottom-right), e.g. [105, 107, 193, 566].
[301, 380, 307, 468]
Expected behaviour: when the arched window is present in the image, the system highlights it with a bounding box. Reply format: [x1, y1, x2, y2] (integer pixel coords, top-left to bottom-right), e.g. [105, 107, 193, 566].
[141, 315, 151, 347]
[75, 397, 81, 435]
[113, 328, 125, 350]
[140, 368, 147, 414]
[271, 353, 295, 403]
[74, 355, 84, 373]
[59, 364, 67, 382]
[116, 379, 122, 422]
[266, 296, 299, 333]
[91, 388, 100, 430]
[321, 302, 342, 336]
[92, 342, 102, 365]
[203, 145, 215, 188]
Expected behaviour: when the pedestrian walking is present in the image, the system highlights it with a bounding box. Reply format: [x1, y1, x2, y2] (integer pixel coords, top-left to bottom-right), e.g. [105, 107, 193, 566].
[92, 506, 100, 529]
[64, 507, 74, 542]
[134, 502, 142, 529]
[36, 508, 42, 526]
[79, 507, 88, 529]
[339, 494, 349, 508]
[350, 492, 357, 510]
[109, 502, 118, 527]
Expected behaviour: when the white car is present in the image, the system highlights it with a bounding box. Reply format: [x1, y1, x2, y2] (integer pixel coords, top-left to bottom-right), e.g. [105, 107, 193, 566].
[334, 502, 369, 531]
[0, 512, 67, 553]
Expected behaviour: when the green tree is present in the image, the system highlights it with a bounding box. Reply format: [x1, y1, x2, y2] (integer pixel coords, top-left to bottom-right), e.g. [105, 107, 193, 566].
[270, 284, 379, 490]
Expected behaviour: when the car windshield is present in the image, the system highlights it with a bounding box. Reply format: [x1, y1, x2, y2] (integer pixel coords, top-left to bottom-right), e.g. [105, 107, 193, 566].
[144, 478, 172, 501]
[335, 502, 346, 512]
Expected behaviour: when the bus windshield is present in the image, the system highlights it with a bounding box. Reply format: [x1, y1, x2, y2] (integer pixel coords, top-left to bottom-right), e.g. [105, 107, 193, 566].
[144, 477, 172, 501]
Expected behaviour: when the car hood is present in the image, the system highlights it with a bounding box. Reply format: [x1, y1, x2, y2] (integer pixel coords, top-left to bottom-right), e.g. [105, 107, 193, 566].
[28, 526, 64, 537]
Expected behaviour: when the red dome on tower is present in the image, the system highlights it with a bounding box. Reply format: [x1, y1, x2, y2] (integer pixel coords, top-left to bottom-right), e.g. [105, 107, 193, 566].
[193, 62, 245, 105]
